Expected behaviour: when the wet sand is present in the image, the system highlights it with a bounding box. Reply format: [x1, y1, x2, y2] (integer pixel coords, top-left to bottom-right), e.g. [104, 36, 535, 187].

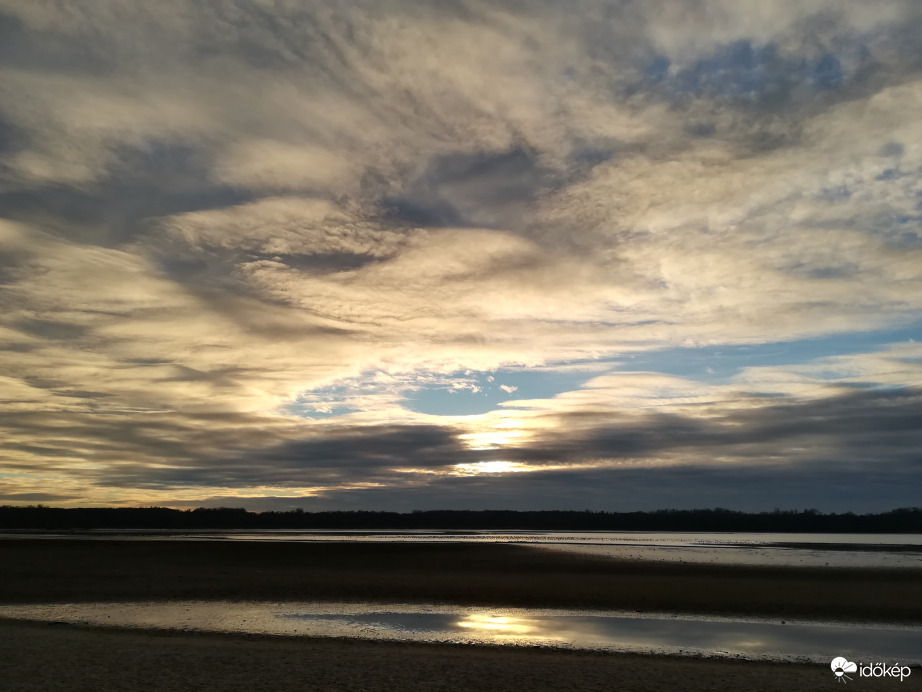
[1, 539, 919, 691]
[1, 539, 919, 622]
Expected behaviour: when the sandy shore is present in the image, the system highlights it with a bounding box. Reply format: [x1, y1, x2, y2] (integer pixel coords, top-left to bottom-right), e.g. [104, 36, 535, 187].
[0, 619, 840, 692]
[1, 539, 919, 691]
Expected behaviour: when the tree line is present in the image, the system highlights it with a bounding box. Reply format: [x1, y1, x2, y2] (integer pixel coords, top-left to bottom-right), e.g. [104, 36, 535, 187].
[1, 505, 921, 532]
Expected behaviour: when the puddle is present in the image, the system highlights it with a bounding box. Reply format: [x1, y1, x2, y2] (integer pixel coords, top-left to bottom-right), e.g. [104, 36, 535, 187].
[1, 601, 919, 664]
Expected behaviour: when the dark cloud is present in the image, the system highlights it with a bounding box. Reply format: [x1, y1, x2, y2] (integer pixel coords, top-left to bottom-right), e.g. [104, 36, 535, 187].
[6, 385, 915, 513]
[91, 423, 473, 490]
[0, 110, 22, 158]
[0, 10, 116, 75]
[510, 388, 922, 467]
[173, 459, 922, 514]
[0, 142, 253, 246]
[13, 318, 88, 341]
[383, 147, 556, 232]
[879, 141, 905, 157]
[0, 492, 77, 502]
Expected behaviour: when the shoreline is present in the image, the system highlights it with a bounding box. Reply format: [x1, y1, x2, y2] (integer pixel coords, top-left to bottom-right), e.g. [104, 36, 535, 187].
[0, 619, 836, 692]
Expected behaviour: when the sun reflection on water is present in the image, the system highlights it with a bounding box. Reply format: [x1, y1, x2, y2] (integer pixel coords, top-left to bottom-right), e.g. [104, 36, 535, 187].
[454, 613, 561, 640]
[1, 602, 919, 662]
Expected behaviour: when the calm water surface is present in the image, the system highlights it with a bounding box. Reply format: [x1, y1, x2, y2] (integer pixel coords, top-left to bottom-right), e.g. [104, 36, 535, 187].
[1, 601, 919, 664]
[5, 530, 920, 568]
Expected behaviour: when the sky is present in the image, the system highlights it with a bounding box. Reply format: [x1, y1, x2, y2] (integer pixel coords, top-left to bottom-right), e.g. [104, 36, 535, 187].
[1, 0, 920, 513]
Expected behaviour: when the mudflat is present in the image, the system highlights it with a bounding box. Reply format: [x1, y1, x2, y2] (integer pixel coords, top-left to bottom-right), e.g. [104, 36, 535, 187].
[1, 539, 919, 691]
[0, 539, 919, 622]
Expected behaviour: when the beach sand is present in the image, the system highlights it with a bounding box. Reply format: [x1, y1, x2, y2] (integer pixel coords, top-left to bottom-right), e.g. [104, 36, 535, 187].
[0, 539, 919, 691]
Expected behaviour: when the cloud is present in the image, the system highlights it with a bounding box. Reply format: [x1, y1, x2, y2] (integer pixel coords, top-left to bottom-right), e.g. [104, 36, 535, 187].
[0, 1, 920, 510]
[0, 492, 78, 502]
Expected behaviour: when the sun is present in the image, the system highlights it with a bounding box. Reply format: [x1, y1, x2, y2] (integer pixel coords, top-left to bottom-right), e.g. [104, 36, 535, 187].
[458, 429, 523, 450]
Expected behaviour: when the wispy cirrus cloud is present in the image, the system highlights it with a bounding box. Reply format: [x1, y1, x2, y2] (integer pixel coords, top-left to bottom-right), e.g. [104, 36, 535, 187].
[0, 1, 920, 510]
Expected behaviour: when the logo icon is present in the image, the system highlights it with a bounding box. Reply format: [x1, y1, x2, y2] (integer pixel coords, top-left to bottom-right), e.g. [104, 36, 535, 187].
[831, 657, 858, 683]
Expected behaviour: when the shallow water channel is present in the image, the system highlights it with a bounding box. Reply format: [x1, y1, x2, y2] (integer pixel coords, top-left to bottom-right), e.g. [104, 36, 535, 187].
[1, 601, 919, 664]
[6, 530, 920, 568]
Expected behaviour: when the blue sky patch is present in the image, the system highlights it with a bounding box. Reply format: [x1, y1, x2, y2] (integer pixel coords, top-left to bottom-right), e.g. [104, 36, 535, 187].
[646, 40, 854, 106]
[616, 324, 921, 383]
[403, 366, 594, 416]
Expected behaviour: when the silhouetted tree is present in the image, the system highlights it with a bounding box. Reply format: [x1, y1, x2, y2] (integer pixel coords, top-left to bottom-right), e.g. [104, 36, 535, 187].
[1, 505, 920, 532]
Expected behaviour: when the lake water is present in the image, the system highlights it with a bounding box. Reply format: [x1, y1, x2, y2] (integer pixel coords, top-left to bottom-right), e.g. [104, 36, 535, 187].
[5, 530, 920, 568]
[1, 601, 919, 664]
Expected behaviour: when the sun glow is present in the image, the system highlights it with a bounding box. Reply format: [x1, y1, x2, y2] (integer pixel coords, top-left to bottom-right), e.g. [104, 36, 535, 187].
[455, 614, 534, 635]
[458, 429, 524, 450]
[451, 461, 528, 475]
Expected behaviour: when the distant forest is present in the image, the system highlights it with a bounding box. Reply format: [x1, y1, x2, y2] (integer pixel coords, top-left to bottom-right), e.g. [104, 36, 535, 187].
[1, 505, 921, 532]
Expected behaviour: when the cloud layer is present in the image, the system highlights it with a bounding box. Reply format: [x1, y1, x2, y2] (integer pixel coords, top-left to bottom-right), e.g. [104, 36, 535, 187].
[1, 1, 920, 510]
